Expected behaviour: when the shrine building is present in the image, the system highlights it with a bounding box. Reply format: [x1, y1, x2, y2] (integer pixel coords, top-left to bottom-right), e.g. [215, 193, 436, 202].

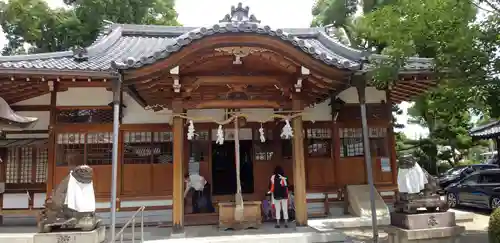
[0, 4, 435, 229]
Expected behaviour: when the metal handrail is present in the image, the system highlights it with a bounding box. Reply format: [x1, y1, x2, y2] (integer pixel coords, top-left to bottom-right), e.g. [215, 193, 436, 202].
[112, 206, 145, 243]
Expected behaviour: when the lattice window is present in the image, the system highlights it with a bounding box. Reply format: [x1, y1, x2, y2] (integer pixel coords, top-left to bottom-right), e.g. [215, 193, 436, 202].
[307, 128, 332, 157]
[57, 108, 114, 124]
[253, 128, 274, 161]
[123, 131, 174, 164]
[189, 130, 209, 163]
[340, 128, 364, 157]
[19, 147, 33, 183]
[56, 132, 112, 166]
[6, 146, 48, 184]
[36, 148, 48, 183]
[6, 148, 18, 183]
[369, 127, 388, 157]
[86, 132, 112, 165]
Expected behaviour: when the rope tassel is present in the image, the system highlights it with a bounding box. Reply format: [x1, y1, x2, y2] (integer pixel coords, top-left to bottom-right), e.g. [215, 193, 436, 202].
[216, 125, 224, 145]
[259, 124, 266, 143]
[281, 119, 294, 139]
[187, 120, 195, 140]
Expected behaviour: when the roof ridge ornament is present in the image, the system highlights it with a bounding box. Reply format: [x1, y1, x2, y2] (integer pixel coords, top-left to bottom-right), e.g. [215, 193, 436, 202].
[72, 46, 89, 62]
[219, 2, 261, 24]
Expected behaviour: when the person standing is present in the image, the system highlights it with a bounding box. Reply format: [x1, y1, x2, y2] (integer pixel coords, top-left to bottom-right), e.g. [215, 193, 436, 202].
[268, 166, 289, 228]
[184, 173, 214, 213]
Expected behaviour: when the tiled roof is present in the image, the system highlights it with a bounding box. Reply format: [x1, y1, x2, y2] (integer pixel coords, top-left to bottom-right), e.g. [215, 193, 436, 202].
[470, 121, 500, 139]
[0, 4, 434, 74]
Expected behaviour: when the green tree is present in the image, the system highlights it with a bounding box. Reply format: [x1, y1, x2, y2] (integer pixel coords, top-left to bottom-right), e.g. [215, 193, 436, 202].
[355, 0, 499, 116]
[0, 0, 180, 55]
[330, 0, 499, 171]
[311, 0, 395, 49]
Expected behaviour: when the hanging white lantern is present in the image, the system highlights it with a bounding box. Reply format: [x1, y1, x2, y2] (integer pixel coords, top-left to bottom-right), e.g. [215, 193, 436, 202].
[259, 124, 266, 143]
[281, 119, 294, 139]
[216, 125, 224, 145]
[187, 120, 195, 140]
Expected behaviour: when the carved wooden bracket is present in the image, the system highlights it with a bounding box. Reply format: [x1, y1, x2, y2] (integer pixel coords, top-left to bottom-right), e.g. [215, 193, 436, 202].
[170, 66, 180, 93]
[47, 81, 54, 91]
[295, 66, 310, 92]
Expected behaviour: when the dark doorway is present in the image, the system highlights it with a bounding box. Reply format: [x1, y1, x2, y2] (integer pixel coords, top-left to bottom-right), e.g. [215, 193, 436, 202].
[212, 140, 254, 195]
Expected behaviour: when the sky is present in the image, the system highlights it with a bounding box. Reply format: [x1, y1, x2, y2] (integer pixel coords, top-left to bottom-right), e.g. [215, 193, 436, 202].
[0, 0, 429, 139]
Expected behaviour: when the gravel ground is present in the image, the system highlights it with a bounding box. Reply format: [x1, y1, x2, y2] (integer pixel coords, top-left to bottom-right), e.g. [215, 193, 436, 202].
[341, 208, 490, 243]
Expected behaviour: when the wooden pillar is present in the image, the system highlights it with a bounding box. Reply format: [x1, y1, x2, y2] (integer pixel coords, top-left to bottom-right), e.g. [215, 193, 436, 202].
[291, 99, 308, 226]
[386, 91, 398, 185]
[46, 82, 58, 197]
[330, 96, 341, 188]
[172, 99, 185, 234]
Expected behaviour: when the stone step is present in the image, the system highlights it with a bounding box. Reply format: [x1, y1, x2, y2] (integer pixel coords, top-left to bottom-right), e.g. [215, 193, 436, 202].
[115, 231, 151, 241]
[141, 231, 347, 243]
[0, 233, 35, 243]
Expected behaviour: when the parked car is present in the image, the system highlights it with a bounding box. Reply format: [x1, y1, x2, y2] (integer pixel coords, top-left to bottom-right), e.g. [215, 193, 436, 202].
[438, 164, 498, 188]
[445, 169, 500, 210]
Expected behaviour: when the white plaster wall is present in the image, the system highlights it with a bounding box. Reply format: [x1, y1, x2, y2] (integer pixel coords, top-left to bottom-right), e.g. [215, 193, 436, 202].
[303, 99, 331, 122]
[186, 109, 225, 123]
[211, 128, 253, 140]
[239, 108, 276, 122]
[337, 87, 386, 104]
[122, 93, 171, 124]
[56, 87, 112, 106]
[6, 133, 49, 139]
[33, 193, 47, 208]
[3, 193, 29, 209]
[12, 93, 51, 105]
[15, 111, 50, 130]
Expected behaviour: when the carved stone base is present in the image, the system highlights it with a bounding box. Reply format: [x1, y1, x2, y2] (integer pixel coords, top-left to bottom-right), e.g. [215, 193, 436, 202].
[386, 225, 465, 243]
[394, 195, 448, 214]
[33, 226, 106, 243]
[391, 212, 456, 230]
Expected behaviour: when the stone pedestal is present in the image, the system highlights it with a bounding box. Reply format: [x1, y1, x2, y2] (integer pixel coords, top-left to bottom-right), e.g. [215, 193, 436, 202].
[388, 212, 464, 243]
[391, 212, 455, 230]
[33, 226, 106, 243]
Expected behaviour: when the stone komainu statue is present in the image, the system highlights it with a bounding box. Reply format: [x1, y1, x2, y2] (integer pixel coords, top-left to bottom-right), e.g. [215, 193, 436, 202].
[38, 165, 101, 233]
[394, 155, 448, 214]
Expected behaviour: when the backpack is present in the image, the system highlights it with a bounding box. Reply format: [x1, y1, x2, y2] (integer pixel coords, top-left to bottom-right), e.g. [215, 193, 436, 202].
[273, 175, 288, 200]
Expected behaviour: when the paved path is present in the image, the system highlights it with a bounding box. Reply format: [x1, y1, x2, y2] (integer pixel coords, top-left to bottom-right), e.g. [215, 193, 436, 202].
[341, 207, 490, 243]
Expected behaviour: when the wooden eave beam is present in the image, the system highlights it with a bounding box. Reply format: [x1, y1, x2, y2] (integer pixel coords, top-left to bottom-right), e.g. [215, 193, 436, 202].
[194, 100, 281, 109]
[0, 68, 116, 78]
[125, 85, 148, 107]
[391, 86, 423, 98]
[395, 83, 431, 93]
[122, 34, 352, 81]
[11, 105, 51, 111]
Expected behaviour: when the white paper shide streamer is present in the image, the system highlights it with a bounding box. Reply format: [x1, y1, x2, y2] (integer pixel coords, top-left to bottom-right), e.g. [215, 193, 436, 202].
[281, 119, 294, 139]
[259, 124, 266, 143]
[187, 120, 195, 140]
[216, 125, 224, 145]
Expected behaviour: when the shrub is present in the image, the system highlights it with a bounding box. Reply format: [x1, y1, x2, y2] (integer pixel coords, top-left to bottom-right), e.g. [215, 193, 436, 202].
[489, 207, 500, 243]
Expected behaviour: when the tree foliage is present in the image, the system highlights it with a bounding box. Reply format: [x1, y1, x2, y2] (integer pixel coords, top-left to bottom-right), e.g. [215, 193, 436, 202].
[0, 0, 180, 55]
[312, 0, 499, 169]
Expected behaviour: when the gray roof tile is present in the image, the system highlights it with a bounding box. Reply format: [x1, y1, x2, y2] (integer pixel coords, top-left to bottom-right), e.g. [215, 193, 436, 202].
[0, 4, 433, 74]
[470, 121, 500, 139]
